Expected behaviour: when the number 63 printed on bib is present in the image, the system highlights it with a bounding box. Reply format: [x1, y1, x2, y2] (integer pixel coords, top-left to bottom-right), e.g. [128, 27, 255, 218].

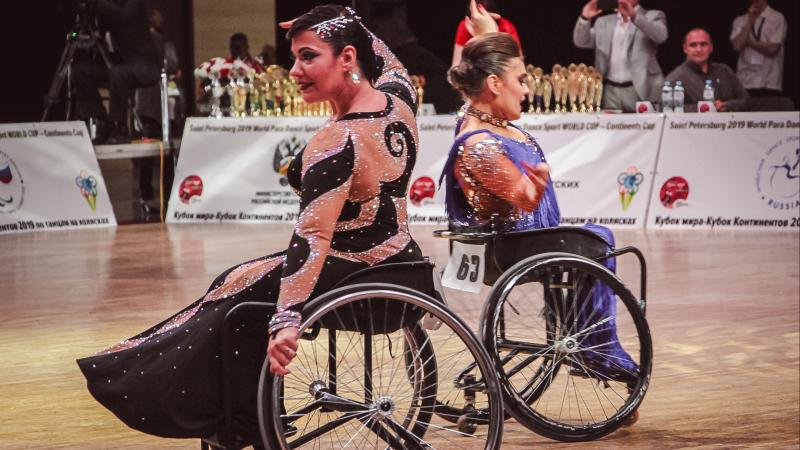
[441, 241, 486, 293]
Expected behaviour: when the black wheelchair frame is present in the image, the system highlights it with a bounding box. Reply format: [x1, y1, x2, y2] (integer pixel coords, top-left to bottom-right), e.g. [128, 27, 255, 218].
[201, 224, 653, 448]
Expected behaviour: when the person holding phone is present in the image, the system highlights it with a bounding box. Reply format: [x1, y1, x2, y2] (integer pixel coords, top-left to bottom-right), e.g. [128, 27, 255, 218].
[573, 0, 668, 113]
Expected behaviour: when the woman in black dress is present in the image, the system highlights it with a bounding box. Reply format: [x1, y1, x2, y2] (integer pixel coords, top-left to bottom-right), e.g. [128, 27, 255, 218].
[78, 5, 425, 444]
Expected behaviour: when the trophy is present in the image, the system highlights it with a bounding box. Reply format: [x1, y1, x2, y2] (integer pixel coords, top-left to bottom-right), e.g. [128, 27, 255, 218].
[577, 66, 588, 113]
[542, 74, 552, 113]
[551, 65, 562, 113]
[524, 65, 535, 113]
[531, 67, 544, 113]
[410, 75, 426, 107]
[246, 70, 260, 116]
[560, 68, 569, 113]
[594, 74, 604, 111]
[208, 75, 224, 119]
[232, 76, 248, 117]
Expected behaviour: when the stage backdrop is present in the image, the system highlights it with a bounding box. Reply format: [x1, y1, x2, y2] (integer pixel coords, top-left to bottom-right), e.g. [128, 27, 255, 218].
[647, 112, 800, 231]
[168, 114, 663, 228]
[0, 121, 116, 234]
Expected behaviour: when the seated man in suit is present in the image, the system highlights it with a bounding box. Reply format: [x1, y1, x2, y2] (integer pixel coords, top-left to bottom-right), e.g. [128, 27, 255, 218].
[573, 0, 668, 113]
[666, 28, 749, 112]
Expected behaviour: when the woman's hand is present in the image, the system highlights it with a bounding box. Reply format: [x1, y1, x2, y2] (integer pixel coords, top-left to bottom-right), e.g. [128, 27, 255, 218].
[268, 326, 299, 376]
[523, 162, 550, 194]
[465, 0, 500, 37]
[278, 18, 297, 30]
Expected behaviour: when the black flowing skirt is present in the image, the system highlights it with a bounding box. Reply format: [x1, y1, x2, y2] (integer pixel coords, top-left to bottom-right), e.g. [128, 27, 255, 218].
[77, 245, 426, 442]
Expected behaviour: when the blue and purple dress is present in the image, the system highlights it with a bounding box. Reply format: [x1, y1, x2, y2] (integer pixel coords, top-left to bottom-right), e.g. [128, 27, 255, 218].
[440, 116, 638, 378]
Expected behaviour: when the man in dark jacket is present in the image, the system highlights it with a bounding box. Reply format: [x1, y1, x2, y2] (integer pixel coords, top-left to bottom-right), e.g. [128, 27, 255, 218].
[71, 0, 160, 144]
[666, 28, 749, 112]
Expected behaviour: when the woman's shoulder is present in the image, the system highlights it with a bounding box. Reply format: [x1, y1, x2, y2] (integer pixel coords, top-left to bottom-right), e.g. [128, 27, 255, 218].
[455, 122, 499, 148]
[303, 120, 353, 156]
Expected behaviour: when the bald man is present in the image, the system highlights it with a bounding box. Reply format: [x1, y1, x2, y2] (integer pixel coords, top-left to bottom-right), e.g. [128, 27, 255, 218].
[665, 28, 749, 112]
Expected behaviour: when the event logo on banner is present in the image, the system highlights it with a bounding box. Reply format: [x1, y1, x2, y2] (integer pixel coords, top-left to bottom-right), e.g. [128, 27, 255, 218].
[756, 136, 799, 211]
[617, 166, 644, 211]
[273, 136, 305, 186]
[659, 176, 690, 208]
[410, 176, 436, 206]
[179, 175, 204, 204]
[75, 170, 98, 211]
[0, 151, 24, 213]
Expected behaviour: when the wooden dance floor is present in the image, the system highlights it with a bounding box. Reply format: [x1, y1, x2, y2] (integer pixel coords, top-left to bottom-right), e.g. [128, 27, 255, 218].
[1, 223, 798, 449]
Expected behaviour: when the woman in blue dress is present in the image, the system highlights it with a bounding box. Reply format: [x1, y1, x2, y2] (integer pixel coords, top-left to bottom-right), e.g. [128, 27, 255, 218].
[440, 7, 639, 421]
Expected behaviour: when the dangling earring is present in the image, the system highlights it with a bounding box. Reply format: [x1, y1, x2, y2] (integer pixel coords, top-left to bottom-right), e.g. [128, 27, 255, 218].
[350, 71, 361, 84]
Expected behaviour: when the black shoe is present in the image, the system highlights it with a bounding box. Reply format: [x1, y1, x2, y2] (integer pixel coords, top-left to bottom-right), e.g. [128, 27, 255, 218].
[105, 121, 131, 145]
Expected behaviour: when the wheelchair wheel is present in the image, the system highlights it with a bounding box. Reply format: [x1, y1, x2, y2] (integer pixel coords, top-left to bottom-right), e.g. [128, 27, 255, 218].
[480, 253, 652, 442]
[259, 283, 504, 449]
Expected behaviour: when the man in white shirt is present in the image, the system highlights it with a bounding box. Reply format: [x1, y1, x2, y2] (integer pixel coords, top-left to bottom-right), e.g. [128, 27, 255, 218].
[730, 0, 787, 97]
[574, 0, 668, 112]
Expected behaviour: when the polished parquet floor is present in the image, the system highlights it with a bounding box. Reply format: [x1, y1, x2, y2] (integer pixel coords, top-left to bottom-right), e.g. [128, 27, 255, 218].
[1, 224, 798, 449]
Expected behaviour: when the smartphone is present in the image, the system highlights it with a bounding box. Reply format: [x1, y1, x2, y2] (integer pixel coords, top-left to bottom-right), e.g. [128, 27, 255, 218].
[597, 0, 619, 12]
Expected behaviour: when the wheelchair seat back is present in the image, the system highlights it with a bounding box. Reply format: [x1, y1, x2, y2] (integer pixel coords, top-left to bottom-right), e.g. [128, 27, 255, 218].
[317, 260, 440, 334]
[482, 226, 611, 285]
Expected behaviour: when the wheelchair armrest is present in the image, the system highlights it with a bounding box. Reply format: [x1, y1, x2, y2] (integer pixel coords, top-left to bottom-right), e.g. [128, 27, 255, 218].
[432, 229, 491, 243]
[605, 246, 647, 314]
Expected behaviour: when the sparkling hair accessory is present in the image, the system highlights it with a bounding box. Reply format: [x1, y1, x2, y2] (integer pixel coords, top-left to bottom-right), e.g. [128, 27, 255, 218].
[309, 8, 361, 38]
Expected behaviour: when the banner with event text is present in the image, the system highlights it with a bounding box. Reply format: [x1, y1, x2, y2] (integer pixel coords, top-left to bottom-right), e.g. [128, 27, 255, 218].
[647, 112, 799, 231]
[0, 121, 116, 234]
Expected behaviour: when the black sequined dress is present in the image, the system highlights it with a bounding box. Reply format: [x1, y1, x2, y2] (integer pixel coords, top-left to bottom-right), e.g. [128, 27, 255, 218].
[77, 31, 426, 442]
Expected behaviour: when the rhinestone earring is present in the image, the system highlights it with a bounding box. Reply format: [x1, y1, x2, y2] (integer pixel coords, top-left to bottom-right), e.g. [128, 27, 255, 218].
[350, 71, 361, 84]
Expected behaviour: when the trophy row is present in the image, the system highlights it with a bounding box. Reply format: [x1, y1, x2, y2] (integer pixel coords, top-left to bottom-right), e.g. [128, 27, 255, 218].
[201, 68, 428, 118]
[525, 63, 604, 114]
[205, 65, 333, 118]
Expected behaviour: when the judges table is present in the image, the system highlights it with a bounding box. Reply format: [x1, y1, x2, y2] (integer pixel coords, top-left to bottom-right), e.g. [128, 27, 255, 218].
[0, 113, 797, 234]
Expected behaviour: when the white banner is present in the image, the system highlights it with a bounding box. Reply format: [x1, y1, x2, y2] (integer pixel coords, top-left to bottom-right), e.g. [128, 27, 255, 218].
[518, 114, 664, 229]
[0, 121, 116, 234]
[166, 117, 327, 224]
[170, 115, 664, 228]
[646, 112, 800, 230]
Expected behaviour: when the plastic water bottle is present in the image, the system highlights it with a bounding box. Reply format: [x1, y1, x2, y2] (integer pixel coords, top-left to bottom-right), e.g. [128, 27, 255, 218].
[661, 81, 673, 113]
[673, 80, 685, 113]
[703, 79, 715, 102]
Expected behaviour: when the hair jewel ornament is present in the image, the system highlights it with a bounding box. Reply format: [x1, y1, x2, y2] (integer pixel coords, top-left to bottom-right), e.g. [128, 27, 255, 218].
[310, 9, 361, 38]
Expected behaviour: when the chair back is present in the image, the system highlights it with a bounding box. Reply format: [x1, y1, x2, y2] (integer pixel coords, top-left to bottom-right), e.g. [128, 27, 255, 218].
[316, 260, 439, 333]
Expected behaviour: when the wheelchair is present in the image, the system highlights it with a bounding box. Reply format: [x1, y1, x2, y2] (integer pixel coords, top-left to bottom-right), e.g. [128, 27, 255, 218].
[202, 260, 505, 450]
[432, 222, 653, 442]
[201, 223, 652, 448]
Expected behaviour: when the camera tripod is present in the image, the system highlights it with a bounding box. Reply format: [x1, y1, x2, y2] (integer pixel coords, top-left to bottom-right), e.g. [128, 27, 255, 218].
[41, 6, 113, 122]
